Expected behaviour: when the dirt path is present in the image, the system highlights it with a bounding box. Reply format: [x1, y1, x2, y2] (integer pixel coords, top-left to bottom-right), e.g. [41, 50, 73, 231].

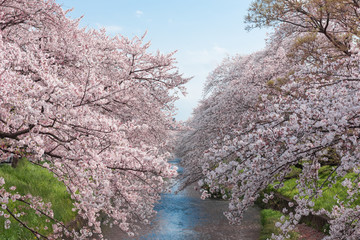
[296, 224, 326, 240]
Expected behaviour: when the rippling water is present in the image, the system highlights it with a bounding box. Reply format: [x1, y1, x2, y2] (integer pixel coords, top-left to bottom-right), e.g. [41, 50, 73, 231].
[103, 159, 260, 240]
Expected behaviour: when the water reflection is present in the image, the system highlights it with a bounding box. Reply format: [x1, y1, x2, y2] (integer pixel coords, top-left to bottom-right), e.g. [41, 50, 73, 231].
[103, 159, 260, 240]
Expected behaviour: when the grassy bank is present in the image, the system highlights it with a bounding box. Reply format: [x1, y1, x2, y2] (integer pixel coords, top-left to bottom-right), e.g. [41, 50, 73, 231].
[259, 164, 360, 238]
[260, 209, 299, 240]
[269, 165, 359, 212]
[0, 159, 76, 239]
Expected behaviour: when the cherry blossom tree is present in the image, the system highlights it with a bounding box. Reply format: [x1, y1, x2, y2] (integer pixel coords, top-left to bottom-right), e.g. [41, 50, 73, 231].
[246, 0, 360, 57]
[0, 0, 189, 238]
[177, 40, 294, 189]
[177, 1, 360, 239]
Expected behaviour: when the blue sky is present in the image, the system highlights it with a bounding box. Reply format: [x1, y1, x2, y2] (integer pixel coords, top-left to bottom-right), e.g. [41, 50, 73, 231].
[58, 0, 269, 121]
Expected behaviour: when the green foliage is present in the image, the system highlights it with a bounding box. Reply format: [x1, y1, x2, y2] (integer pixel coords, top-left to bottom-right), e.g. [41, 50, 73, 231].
[0, 159, 76, 239]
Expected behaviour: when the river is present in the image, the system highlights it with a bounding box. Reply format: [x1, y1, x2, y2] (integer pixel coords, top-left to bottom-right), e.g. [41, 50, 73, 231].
[102, 159, 261, 240]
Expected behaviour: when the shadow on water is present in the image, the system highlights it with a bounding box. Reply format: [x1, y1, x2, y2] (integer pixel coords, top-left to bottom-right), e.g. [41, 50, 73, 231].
[103, 159, 261, 240]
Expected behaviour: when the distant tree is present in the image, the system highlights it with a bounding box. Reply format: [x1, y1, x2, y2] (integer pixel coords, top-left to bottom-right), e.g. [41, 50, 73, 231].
[0, 0, 188, 238]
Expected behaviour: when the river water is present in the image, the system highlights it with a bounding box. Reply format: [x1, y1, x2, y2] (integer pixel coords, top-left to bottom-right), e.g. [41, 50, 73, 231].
[103, 159, 260, 240]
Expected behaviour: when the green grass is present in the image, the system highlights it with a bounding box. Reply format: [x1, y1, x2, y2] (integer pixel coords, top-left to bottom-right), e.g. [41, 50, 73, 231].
[269, 165, 360, 212]
[259, 165, 360, 238]
[260, 209, 299, 240]
[0, 159, 76, 240]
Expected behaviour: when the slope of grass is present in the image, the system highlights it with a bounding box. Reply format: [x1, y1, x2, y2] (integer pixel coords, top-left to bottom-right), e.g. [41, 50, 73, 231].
[0, 159, 76, 239]
[270, 165, 360, 212]
[260, 209, 299, 240]
[260, 164, 360, 237]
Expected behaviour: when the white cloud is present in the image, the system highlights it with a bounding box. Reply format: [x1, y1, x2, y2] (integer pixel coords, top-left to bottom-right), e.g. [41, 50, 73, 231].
[183, 45, 228, 66]
[173, 45, 229, 120]
[136, 10, 143, 18]
[213, 45, 228, 55]
[95, 23, 123, 34]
